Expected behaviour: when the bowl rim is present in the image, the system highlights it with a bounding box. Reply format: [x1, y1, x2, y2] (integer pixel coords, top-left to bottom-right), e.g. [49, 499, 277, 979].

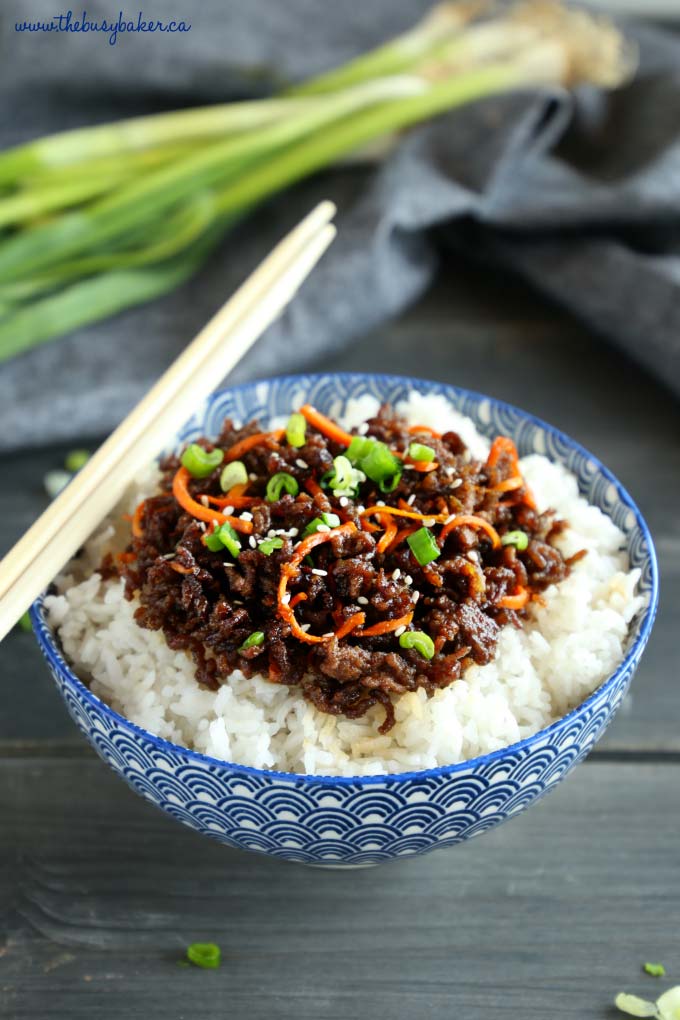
[32, 371, 659, 787]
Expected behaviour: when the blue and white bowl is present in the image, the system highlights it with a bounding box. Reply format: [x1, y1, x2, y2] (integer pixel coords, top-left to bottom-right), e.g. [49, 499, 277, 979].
[31, 374, 658, 867]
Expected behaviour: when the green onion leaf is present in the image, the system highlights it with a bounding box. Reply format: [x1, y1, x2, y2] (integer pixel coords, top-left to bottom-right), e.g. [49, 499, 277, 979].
[219, 460, 248, 492]
[358, 440, 402, 492]
[644, 963, 666, 978]
[346, 435, 373, 464]
[64, 449, 90, 472]
[239, 631, 265, 651]
[258, 537, 284, 555]
[186, 942, 221, 969]
[407, 441, 435, 463]
[399, 630, 435, 660]
[303, 512, 341, 537]
[18, 611, 32, 633]
[205, 522, 241, 557]
[501, 530, 529, 551]
[285, 412, 307, 448]
[265, 471, 299, 502]
[407, 527, 440, 566]
[181, 443, 224, 479]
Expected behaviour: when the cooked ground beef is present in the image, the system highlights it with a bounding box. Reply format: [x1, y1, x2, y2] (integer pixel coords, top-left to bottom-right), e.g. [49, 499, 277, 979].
[114, 404, 576, 731]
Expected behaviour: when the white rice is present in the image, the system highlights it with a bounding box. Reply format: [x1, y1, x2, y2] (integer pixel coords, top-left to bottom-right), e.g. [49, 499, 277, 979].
[45, 393, 643, 776]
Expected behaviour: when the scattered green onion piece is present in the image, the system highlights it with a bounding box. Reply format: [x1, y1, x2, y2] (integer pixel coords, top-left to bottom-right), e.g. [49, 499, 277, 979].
[644, 963, 666, 978]
[181, 443, 224, 479]
[398, 630, 435, 660]
[407, 527, 440, 566]
[501, 530, 529, 551]
[346, 435, 373, 464]
[303, 512, 341, 537]
[614, 993, 658, 1018]
[359, 440, 402, 491]
[323, 454, 364, 496]
[239, 631, 265, 651]
[285, 412, 307, 448]
[18, 611, 32, 633]
[44, 469, 72, 498]
[265, 471, 299, 502]
[219, 460, 247, 492]
[64, 448, 90, 472]
[186, 942, 221, 969]
[656, 988, 680, 1019]
[206, 522, 241, 557]
[258, 537, 284, 555]
[407, 441, 435, 463]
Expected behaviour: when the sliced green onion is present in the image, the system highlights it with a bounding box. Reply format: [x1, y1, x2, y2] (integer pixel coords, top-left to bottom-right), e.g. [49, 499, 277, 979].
[64, 448, 90, 472]
[322, 454, 364, 496]
[258, 537, 284, 555]
[285, 412, 307, 448]
[501, 530, 529, 551]
[407, 441, 435, 463]
[643, 963, 666, 978]
[18, 611, 32, 633]
[358, 440, 402, 492]
[346, 435, 373, 464]
[239, 631, 265, 651]
[265, 471, 299, 502]
[303, 512, 341, 537]
[44, 469, 72, 498]
[181, 443, 224, 478]
[614, 993, 657, 1017]
[407, 527, 440, 566]
[399, 630, 435, 660]
[205, 522, 241, 557]
[219, 460, 248, 492]
[186, 942, 221, 969]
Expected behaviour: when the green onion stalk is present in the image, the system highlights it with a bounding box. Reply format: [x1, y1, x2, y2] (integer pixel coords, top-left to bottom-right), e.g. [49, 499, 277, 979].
[0, 1, 635, 362]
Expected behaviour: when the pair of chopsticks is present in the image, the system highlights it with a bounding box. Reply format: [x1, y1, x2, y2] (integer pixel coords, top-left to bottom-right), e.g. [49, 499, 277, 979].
[0, 200, 337, 642]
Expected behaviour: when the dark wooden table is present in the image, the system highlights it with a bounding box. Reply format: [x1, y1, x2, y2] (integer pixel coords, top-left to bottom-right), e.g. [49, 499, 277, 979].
[2, 259, 679, 1019]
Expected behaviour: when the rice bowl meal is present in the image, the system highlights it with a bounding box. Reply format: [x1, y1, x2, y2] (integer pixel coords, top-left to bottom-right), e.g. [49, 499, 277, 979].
[45, 390, 643, 778]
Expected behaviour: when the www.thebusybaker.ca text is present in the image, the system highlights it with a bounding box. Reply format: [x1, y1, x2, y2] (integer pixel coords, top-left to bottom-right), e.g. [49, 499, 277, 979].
[15, 10, 191, 46]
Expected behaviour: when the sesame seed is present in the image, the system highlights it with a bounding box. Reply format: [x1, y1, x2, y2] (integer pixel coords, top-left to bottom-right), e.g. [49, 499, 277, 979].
[339, 496, 349, 507]
[200, 495, 210, 507]
[423, 518, 436, 528]
[199, 523, 207, 532]
[358, 423, 369, 436]
[267, 529, 276, 538]
[223, 562, 235, 568]
[405, 575, 413, 585]
[322, 632, 334, 639]
[392, 568, 401, 580]
[288, 527, 299, 537]
[160, 552, 175, 560]
[316, 524, 331, 533]
[300, 623, 311, 632]
[376, 499, 386, 507]
[412, 591, 420, 603]
[403, 464, 416, 471]
[312, 569, 327, 577]
[450, 478, 463, 489]
[467, 551, 478, 562]
[222, 506, 234, 516]
[248, 536, 257, 548]
[357, 505, 366, 515]
[295, 459, 308, 469]
[445, 514, 456, 525]
[394, 625, 406, 638]
[281, 593, 291, 605]
[407, 494, 416, 506]
[239, 511, 253, 522]
[249, 472, 258, 481]
[357, 596, 369, 605]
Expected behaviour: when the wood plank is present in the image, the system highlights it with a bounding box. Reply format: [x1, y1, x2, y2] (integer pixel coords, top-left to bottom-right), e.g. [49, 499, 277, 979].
[1, 757, 678, 1019]
[0, 260, 678, 750]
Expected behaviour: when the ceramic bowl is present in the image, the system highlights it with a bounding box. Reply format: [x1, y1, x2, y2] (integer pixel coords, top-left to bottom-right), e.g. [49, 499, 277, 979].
[31, 373, 658, 867]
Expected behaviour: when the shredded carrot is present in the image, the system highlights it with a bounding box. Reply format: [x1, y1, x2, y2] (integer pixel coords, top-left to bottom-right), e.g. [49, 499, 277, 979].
[439, 514, 501, 549]
[361, 518, 381, 533]
[131, 500, 146, 538]
[433, 634, 447, 654]
[498, 587, 530, 610]
[385, 525, 417, 555]
[121, 512, 132, 523]
[203, 493, 259, 509]
[304, 477, 332, 508]
[299, 404, 353, 447]
[289, 592, 308, 609]
[405, 457, 439, 473]
[492, 476, 523, 493]
[116, 551, 136, 564]
[355, 610, 414, 638]
[375, 512, 398, 555]
[422, 566, 443, 588]
[486, 435, 537, 510]
[407, 424, 441, 438]
[172, 467, 253, 534]
[170, 561, 195, 575]
[224, 428, 285, 463]
[361, 505, 450, 525]
[277, 522, 357, 643]
[335, 612, 366, 640]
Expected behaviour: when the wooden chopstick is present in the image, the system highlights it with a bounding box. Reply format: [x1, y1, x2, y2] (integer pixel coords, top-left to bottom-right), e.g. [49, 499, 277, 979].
[0, 200, 337, 641]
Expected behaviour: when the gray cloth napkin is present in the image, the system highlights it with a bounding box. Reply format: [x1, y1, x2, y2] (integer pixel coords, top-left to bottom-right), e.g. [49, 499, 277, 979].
[1, 0, 679, 451]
